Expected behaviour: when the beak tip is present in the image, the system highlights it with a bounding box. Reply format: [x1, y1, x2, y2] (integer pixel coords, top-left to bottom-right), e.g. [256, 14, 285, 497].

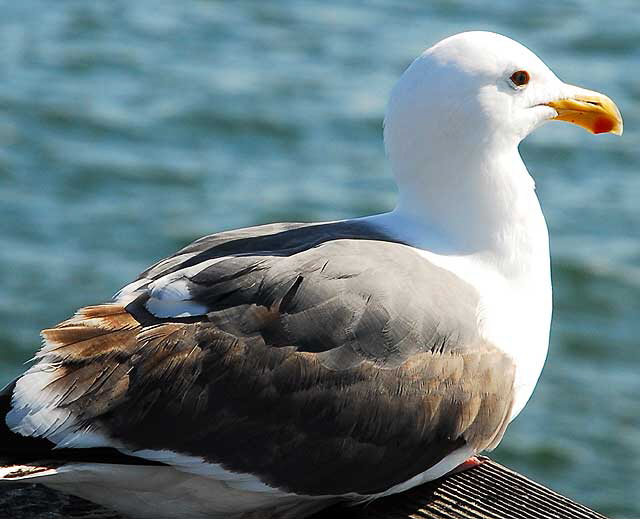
[593, 126, 623, 136]
[603, 118, 623, 136]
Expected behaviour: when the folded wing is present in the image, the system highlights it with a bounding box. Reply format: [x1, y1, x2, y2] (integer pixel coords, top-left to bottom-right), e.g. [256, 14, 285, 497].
[6, 221, 515, 496]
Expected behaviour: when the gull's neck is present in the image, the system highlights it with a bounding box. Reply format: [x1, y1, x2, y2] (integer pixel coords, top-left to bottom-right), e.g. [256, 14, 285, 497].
[374, 140, 550, 283]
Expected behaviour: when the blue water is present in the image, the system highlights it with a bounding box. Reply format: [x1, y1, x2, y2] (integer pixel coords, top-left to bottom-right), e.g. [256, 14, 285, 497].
[0, 1, 638, 516]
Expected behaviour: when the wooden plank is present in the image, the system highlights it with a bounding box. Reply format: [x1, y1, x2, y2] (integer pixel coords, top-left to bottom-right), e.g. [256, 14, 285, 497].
[0, 459, 609, 518]
[312, 460, 609, 519]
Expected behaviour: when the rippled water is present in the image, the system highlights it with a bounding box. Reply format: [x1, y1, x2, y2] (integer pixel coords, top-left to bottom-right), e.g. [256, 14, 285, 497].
[1, 1, 638, 517]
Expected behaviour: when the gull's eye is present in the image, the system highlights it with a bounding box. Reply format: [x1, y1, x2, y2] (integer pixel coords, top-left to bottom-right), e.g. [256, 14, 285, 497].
[510, 70, 530, 87]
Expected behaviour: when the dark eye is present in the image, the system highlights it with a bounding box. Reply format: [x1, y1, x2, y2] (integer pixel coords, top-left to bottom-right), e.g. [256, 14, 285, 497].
[510, 70, 530, 87]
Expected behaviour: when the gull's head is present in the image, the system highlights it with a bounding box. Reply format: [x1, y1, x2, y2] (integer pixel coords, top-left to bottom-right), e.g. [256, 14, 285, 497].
[385, 31, 623, 170]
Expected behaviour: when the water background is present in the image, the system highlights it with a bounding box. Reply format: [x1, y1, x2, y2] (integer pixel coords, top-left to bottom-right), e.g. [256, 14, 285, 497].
[1, 1, 638, 517]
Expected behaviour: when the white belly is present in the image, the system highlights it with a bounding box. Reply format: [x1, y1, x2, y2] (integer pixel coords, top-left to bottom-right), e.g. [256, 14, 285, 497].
[4, 446, 476, 519]
[27, 463, 327, 519]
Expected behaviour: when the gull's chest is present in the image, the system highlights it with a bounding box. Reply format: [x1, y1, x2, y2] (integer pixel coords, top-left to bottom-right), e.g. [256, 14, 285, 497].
[475, 276, 552, 420]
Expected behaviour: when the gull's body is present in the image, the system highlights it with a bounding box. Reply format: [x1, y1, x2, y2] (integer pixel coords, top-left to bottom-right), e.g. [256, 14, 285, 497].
[0, 31, 621, 519]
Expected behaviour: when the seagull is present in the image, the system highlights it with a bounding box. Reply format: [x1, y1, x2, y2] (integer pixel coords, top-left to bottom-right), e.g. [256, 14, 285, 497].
[0, 31, 622, 519]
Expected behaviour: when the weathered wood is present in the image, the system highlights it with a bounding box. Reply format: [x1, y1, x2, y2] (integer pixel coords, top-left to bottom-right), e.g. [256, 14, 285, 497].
[315, 460, 609, 519]
[0, 482, 124, 518]
[0, 459, 609, 519]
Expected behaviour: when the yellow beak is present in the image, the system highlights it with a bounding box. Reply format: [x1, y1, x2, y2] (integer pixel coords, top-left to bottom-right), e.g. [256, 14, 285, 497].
[544, 87, 623, 135]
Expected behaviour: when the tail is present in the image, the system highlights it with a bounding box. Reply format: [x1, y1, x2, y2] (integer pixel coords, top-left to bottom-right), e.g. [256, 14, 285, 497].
[1, 365, 162, 484]
[0, 364, 160, 519]
[0, 380, 63, 480]
[0, 390, 125, 518]
[0, 304, 166, 478]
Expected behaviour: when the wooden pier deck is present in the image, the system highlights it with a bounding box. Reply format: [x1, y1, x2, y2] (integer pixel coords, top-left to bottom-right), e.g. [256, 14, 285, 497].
[0, 459, 609, 519]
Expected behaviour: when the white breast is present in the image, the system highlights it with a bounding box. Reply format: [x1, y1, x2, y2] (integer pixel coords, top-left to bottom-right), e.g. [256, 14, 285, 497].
[475, 270, 552, 420]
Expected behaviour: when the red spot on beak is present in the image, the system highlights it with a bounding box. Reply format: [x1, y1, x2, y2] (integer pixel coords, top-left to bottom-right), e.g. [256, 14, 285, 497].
[593, 117, 614, 134]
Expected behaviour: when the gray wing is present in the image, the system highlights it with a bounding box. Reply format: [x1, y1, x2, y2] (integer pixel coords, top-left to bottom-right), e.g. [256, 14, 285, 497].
[6, 221, 515, 496]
